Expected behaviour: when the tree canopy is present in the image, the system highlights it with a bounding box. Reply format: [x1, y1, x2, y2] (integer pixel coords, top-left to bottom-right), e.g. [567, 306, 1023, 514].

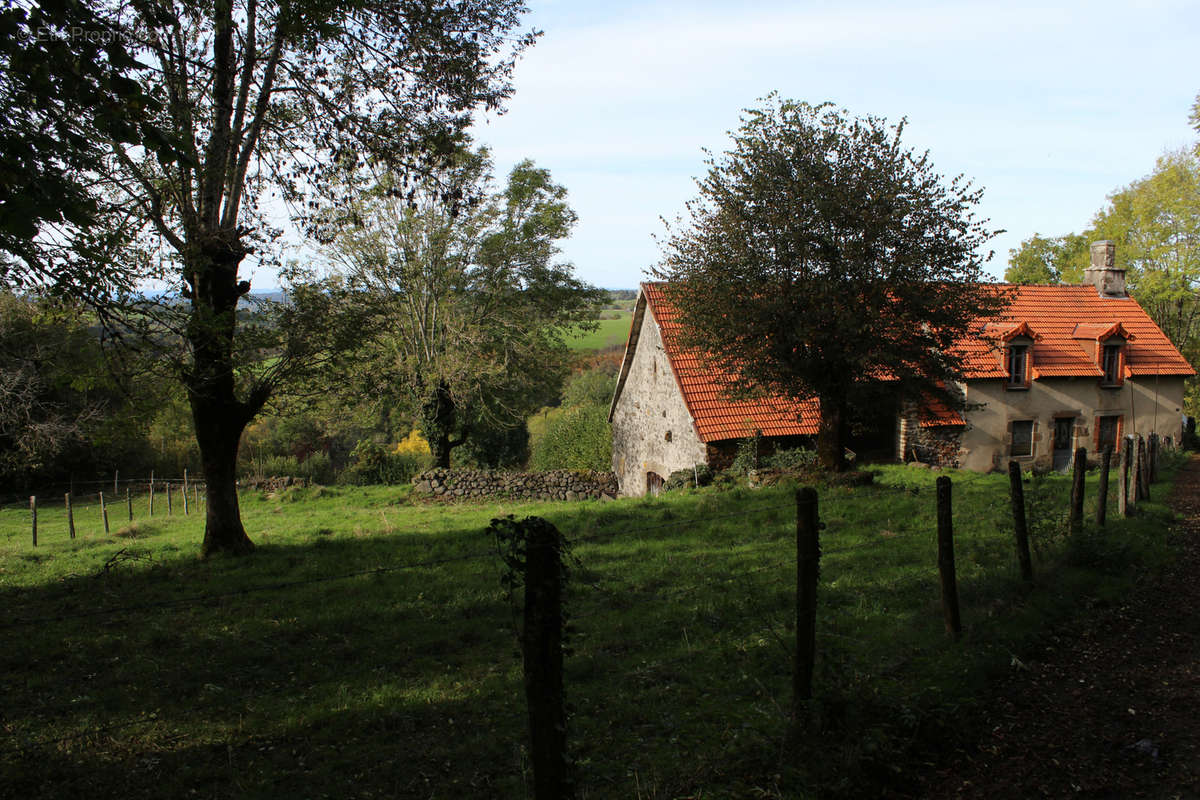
[653, 97, 1005, 470]
[1004, 233, 1088, 285]
[0, 0, 165, 303]
[326, 147, 602, 468]
[16, 0, 538, 555]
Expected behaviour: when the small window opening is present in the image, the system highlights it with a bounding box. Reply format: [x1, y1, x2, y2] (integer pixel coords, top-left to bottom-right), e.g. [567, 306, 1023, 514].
[664, 430, 672, 442]
[1007, 345, 1029, 388]
[1011, 420, 1034, 457]
[1102, 344, 1122, 386]
[1097, 415, 1121, 452]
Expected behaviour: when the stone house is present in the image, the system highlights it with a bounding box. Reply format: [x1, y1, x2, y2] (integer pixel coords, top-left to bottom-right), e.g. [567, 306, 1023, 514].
[608, 241, 1194, 496]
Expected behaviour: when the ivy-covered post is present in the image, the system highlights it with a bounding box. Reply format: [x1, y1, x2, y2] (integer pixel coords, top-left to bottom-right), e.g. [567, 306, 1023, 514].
[491, 515, 574, 800]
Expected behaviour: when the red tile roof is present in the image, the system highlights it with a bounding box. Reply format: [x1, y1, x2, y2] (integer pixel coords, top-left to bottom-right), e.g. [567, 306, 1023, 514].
[629, 281, 1193, 444]
[641, 283, 821, 442]
[960, 285, 1194, 380]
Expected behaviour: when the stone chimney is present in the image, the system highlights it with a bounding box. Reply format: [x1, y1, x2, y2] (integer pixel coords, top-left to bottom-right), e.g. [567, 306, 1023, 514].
[1083, 240, 1126, 297]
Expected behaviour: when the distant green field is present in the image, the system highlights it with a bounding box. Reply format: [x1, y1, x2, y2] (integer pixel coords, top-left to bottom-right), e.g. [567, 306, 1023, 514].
[565, 311, 632, 351]
[0, 460, 1184, 798]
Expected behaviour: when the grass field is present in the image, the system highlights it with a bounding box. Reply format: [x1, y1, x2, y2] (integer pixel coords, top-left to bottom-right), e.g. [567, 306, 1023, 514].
[0, 460, 1184, 798]
[566, 311, 632, 352]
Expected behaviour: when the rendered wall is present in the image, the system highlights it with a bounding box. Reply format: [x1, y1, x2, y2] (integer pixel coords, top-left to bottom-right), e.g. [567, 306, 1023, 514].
[610, 309, 708, 496]
[956, 376, 1186, 472]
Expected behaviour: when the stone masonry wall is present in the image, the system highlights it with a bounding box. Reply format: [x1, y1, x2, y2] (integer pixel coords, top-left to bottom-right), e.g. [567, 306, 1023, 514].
[412, 468, 618, 501]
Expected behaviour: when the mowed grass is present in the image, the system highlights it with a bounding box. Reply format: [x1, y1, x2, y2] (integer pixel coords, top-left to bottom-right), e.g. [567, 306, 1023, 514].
[0, 459, 1184, 798]
[565, 311, 632, 351]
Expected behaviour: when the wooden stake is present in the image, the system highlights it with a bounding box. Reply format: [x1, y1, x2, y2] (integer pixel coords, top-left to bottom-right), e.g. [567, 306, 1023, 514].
[149, 471, 155, 516]
[182, 481, 188, 515]
[1007, 461, 1033, 581]
[66, 493, 75, 540]
[936, 476, 962, 639]
[100, 491, 110, 534]
[167, 483, 173, 515]
[126, 488, 133, 522]
[794, 487, 820, 715]
[1097, 446, 1112, 527]
[1120, 437, 1132, 517]
[1068, 448, 1086, 535]
[30, 496, 37, 547]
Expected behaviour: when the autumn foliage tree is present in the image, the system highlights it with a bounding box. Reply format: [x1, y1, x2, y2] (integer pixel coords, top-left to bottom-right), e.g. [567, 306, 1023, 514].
[654, 97, 1006, 471]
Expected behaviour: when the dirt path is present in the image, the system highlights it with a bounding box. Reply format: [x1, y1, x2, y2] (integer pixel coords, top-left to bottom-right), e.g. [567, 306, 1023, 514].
[915, 455, 1200, 799]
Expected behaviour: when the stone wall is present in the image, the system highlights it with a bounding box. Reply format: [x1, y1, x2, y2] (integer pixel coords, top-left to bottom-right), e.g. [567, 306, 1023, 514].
[412, 468, 618, 501]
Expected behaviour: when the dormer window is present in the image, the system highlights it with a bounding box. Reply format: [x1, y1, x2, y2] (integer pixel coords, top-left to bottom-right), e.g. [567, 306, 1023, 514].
[1007, 344, 1030, 389]
[989, 322, 1036, 390]
[1101, 343, 1123, 387]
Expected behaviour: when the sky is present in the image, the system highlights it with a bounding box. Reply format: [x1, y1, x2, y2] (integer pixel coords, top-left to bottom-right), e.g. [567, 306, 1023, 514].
[256, 0, 1199, 292]
[466, 0, 1199, 289]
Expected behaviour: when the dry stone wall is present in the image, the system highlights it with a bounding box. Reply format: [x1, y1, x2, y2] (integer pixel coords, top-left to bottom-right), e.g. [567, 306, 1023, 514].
[412, 468, 618, 501]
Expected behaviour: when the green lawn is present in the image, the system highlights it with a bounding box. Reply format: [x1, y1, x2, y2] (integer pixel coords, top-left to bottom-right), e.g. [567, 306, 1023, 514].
[0, 460, 1184, 798]
[565, 311, 632, 351]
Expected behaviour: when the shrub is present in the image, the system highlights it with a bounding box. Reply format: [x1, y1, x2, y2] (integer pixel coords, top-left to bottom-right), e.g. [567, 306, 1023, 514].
[763, 446, 817, 472]
[247, 452, 336, 485]
[340, 440, 429, 485]
[663, 464, 713, 491]
[528, 404, 611, 471]
[561, 364, 618, 408]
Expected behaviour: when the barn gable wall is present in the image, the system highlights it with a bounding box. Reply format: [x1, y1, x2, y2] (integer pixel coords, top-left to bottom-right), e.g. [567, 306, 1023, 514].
[610, 306, 707, 496]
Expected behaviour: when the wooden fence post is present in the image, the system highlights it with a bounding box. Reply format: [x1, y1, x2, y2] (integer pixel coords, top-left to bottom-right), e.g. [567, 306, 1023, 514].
[523, 517, 572, 800]
[1068, 447, 1086, 535]
[166, 482, 173, 515]
[1149, 433, 1159, 483]
[1097, 446, 1112, 527]
[66, 493, 75, 540]
[149, 472, 155, 516]
[794, 487, 821, 718]
[182, 481, 189, 515]
[1121, 437, 1133, 517]
[936, 476, 962, 639]
[1137, 436, 1150, 501]
[1007, 462, 1033, 581]
[30, 496, 37, 547]
[100, 492, 109, 534]
[126, 488, 133, 522]
[114, 470, 119, 495]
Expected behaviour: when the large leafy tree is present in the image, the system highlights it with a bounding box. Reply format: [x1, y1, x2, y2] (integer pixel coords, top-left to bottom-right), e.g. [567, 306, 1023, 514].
[653, 97, 1006, 471]
[326, 147, 602, 468]
[0, 0, 165, 303]
[1089, 148, 1200, 358]
[1004, 233, 1088, 284]
[34, 0, 536, 555]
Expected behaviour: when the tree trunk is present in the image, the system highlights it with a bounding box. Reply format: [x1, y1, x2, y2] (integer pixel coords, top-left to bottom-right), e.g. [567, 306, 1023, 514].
[195, 399, 253, 556]
[816, 395, 848, 472]
[187, 234, 258, 557]
[421, 381, 463, 469]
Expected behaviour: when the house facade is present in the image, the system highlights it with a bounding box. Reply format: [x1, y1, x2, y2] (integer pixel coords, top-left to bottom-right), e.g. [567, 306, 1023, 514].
[609, 242, 1193, 496]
